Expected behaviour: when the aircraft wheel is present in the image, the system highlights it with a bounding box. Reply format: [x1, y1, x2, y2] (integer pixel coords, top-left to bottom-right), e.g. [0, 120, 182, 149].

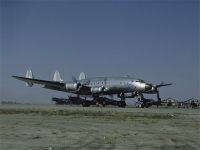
[82, 102, 86, 107]
[102, 101, 106, 107]
[118, 101, 126, 108]
[117, 102, 121, 107]
[82, 101, 90, 107]
[141, 104, 145, 108]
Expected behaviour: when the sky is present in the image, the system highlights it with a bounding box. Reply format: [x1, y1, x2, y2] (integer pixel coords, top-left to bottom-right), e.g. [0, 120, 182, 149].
[0, 0, 199, 104]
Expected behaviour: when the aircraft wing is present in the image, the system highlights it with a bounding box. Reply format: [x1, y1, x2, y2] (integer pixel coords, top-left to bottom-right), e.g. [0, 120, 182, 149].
[12, 76, 92, 94]
[12, 76, 66, 91]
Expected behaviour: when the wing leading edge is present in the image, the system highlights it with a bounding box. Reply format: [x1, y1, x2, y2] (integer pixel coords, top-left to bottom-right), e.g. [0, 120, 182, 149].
[12, 75, 92, 94]
[12, 76, 66, 91]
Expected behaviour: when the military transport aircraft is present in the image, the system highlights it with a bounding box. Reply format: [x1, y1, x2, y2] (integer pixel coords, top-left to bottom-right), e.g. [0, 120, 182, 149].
[13, 69, 172, 108]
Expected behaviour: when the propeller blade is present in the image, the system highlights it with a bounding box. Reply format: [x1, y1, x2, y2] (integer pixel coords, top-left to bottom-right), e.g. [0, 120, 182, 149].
[156, 83, 172, 88]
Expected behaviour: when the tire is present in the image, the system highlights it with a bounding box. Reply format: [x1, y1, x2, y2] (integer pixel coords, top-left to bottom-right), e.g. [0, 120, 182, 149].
[102, 101, 106, 107]
[82, 101, 90, 107]
[118, 101, 126, 108]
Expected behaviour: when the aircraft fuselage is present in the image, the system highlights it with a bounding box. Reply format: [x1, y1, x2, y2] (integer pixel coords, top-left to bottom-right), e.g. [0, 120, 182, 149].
[70, 77, 152, 96]
[13, 70, 172, 107]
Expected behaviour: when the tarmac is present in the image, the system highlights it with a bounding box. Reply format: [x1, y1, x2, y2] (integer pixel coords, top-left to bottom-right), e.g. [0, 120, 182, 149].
[0, 104, 199, 150]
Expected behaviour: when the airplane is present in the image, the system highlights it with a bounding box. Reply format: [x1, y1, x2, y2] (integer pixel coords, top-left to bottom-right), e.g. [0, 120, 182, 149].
[12, 69, 172, 108]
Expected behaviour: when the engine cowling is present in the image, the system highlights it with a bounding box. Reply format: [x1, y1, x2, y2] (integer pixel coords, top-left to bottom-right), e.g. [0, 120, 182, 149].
[91, 87, 104, 94]
[65, 83, 80, 91]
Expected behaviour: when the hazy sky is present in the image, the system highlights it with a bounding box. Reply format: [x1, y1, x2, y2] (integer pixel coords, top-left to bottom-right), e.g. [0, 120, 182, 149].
[0, 0, 199, 104]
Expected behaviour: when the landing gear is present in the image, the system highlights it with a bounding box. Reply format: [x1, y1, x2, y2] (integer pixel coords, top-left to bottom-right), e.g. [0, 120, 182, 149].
[118, 93, 126, 108]
[137, 93, 146, 108]
[93, 95, 107, 107]
[141, 102, 151, 108]
[118, 101, 126, 107]
[156, 90, 161, 107]
[137, 90, 162, 108]
[102, 101, 106, 107]
[82, 100, 91, 107]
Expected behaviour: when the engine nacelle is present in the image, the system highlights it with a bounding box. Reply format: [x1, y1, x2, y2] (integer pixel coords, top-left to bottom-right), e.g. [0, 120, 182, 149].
[133, 81, 146, 92]
[91, 87, 104, 94]
[65, 83, 80, 91]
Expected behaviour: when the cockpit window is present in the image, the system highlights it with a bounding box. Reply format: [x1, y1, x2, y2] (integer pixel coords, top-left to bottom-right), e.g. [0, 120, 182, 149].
[136, 79, 145, 83]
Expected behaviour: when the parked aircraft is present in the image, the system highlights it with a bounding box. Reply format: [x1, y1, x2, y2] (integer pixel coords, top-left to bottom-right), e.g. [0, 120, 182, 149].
[13, 69, 172, 107]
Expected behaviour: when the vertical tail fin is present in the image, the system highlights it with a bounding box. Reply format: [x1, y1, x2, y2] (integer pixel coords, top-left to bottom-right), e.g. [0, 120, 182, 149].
[25, 69, 34, 87]
[79, 72, 86, 80]
[53, 70, 63, 82]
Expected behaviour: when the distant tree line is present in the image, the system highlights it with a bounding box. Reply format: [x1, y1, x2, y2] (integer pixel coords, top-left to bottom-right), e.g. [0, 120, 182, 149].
[0, 101, 30, 105]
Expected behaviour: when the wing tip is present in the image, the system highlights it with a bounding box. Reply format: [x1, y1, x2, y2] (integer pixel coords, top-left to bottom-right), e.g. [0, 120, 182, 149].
[12, 76, 19, 78]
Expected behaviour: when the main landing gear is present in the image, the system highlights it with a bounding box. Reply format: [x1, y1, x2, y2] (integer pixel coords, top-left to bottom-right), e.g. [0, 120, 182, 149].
[138, 90, 162, 108]
[82, 100, 92, 107]
[118, 101, 126, 107]
[117, 93, 126, 108]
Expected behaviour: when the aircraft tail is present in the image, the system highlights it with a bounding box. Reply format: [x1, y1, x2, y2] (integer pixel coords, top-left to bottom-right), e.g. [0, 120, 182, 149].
[25, 69, 34, 87]
[53, 70, 63, 82]
[79, 72, 86, 80]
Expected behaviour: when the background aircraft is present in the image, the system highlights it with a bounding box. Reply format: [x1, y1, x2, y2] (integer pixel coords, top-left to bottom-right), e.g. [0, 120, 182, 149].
[13, 69, 172, 107]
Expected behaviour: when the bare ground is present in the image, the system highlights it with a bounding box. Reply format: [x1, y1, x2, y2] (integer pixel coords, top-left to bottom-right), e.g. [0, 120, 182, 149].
[0, 105, 199, 150]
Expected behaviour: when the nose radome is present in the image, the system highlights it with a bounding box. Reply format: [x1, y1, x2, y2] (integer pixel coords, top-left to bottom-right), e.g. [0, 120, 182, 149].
[145, 84, 152, 91]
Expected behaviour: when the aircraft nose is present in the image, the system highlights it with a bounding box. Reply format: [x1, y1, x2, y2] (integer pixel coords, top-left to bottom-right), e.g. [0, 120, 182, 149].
[145, 84, 152, 91]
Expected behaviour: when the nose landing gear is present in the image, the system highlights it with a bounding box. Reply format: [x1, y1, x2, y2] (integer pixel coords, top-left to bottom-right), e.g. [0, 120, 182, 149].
[138, 90, 162, 108]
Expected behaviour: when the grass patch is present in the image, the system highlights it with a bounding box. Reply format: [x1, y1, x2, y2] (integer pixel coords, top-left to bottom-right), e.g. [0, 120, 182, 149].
[0, 107, 179, 121]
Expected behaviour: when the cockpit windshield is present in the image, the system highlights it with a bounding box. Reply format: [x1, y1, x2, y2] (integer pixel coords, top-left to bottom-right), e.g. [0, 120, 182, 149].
[136, 79, 145, 83]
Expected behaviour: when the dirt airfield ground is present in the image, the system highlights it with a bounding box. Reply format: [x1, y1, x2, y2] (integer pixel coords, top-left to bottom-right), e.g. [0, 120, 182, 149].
[0, 104, 199, 150]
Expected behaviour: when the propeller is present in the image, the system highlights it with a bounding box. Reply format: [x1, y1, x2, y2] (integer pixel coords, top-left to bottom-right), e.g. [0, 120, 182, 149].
[155, 82, 172, 88]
